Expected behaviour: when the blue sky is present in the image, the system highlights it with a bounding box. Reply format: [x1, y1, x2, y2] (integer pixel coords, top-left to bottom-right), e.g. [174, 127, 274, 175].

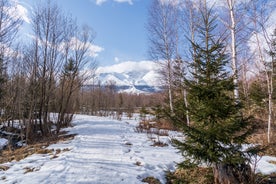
[19, 0, 151, 66]
[16, 0, 276, 68]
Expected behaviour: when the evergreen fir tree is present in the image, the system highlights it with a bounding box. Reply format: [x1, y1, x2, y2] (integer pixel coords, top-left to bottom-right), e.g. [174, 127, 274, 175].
[63, 58, 78, 78]
[170, 7, 255, 183]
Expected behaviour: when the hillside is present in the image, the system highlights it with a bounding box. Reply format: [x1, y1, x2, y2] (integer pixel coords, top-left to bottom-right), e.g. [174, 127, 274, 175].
[90, 61, 163, 94]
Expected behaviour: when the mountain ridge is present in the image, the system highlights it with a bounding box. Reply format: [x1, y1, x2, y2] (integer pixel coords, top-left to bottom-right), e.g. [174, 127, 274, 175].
[88, 61, 162, 94]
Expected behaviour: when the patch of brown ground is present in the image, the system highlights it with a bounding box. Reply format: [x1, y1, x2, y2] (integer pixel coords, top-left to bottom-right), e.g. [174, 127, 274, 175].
[142, 176, 161, 184]
[166, 167, 214, 184]
[0, 131, 76, 165]
[247, 118, 276, 156]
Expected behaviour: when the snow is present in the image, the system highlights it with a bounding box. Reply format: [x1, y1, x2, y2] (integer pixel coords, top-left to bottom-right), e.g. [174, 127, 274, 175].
[143, 70, 161, 87]
[96, 61, 157, 74]
[94, 61, 161, 87]
[0, 114, 182, 184]
[255, 156, 276, 175]
[0, 114, 275, 184]
[118, 86, 145, 94]
[0, 138, 8, 149]
[101, 73, 129, 86]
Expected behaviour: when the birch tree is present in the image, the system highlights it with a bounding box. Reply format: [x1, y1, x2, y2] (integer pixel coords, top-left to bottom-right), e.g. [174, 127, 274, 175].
[227, 0, 239, 101]
[178, 0, 209, 125]
[147, 0, 179, 113]
[245, 0, 276, 143]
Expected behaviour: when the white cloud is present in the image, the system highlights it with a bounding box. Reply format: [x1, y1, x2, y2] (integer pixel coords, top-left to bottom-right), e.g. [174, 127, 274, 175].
[30, 35, 104, 58]
[114, 0, 133, 5]
[159, 0, 181, 6]
[69, 37, 104, 58]
[95, 0, 107, 5]
[6, 0, 30, 24]
[97, 60, 158, 74]
[15, 3, 30, 24]
[88, 44, 105, 57]
[94, 0, 133, 5]
[114, 57, 120, 63]
[95, 60, 162, 87]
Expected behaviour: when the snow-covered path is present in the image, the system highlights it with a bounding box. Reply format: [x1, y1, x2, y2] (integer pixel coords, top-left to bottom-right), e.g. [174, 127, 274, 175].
[0, 115, 182, 184]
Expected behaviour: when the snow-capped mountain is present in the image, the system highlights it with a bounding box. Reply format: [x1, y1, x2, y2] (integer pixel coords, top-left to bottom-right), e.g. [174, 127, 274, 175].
[89, 61, 162, 94]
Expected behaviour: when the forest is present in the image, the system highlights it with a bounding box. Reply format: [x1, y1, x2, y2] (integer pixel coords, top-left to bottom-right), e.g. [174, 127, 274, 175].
[0, 0, 275, 183]
[146, 0, 276, 183]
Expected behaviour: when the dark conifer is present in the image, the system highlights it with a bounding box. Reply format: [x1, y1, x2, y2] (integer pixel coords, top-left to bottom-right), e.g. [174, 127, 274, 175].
[170, 7, 256, 183]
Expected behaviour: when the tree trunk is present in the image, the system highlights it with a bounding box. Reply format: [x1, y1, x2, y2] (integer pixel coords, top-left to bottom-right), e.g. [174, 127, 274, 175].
[168, 74, 174, 113]
[268, 88, 273, 143]
[213, 163, 251, 184]
[213, 163, 238, 184]
[255, 32, 273, 144]
[183, 88, 189, 126]
[227, 0, 239, 101]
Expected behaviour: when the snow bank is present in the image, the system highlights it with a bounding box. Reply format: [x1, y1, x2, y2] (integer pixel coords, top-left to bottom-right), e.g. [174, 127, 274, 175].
[255, 156, 276, 175]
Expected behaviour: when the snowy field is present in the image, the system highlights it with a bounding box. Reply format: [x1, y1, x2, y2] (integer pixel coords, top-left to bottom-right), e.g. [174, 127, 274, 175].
[0, 114, 275, 184]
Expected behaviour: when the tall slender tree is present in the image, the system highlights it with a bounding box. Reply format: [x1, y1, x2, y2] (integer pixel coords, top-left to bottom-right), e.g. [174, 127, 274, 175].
[22, 0, 97, 138]
[0, 0, 22, 118]
[227, 0, 239, 101]
[245, 0, 276, 143]
[266, 29, 276, 144]
[147, 0, 179, 113]
[30, 0, 65, 136]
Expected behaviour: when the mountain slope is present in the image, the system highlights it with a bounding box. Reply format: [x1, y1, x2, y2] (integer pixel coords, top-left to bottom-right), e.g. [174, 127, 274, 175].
[93, 61, 162, 93]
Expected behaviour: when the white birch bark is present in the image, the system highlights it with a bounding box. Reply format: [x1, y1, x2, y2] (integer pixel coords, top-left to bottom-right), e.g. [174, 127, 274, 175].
[255, 32, 272, 143]
[227, 0, 239, 101]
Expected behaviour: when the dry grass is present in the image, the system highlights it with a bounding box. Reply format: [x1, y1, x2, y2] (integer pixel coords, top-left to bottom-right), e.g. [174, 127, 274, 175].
[268, 160, 276, 165]
[164, 119, 276, 184]
[142, 176, 161, 184]
[135, 161, 142, 166]
[151, 140, 168, 147]
[247, 119, 276, 156]
[23, 167, 38, 174]
[125, 142, 132, 146]
[166, 166, 276, 184]
[135, 119, 176, 133]
[0, 132, 75, 165]
[166, 167, 214, 184]
[0, 165, 9, 171]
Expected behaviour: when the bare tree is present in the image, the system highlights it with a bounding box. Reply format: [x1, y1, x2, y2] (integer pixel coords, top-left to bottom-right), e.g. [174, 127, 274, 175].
[0, 0, 22, 52]
[245, 0, 276, 143]
[30, 0, 65, 136]
[223, 0, 255, 102]
[240, 48, 254, 101]
[0, 0, 22, 119]
[147, 0, 179, 113]
[178, 0, 204, 125]
[56, 24, 97, 132]
[26, 0, 98, 136]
